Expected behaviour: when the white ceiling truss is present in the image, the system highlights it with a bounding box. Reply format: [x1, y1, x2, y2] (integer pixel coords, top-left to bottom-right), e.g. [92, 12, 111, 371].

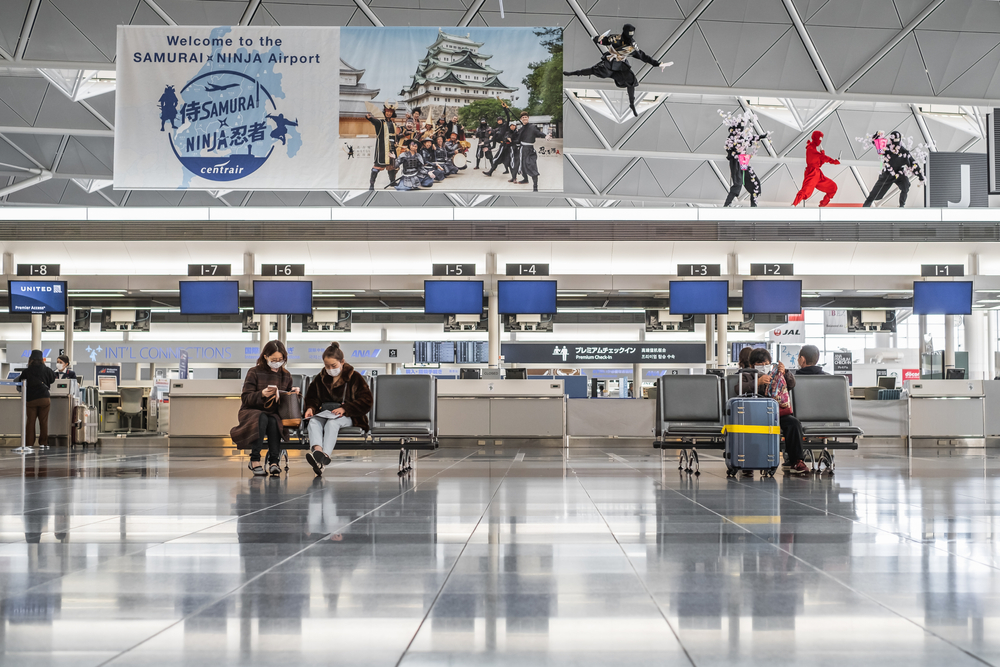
[0, 0, 995, 209]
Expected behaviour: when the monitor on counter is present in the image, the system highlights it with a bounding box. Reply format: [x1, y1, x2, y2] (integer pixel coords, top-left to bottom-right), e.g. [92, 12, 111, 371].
[8, 280, 67, 314]
[669, 280, 729, 315]
[498, 280, 557, 315]
[912, 281, 973, 315]
[423, 280, 484, 315]
[741, 280, 802, 315]
[253, 281, 313, 315]
[877, 376, 897, 390]
[180, 280, 240, 315]
[459, 368, 481, 380]
[505, 368, 527, 380]
[945, 368, 967, 379]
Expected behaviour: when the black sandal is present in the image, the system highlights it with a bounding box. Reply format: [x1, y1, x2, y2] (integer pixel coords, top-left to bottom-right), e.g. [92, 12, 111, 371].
[248, 461, 266, 476]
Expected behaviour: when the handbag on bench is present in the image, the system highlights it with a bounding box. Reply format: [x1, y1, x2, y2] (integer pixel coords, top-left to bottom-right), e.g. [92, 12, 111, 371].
[278, 392, 302, 427]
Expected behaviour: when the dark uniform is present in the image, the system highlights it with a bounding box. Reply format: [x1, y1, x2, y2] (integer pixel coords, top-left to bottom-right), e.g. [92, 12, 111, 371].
[365, 104, 399, 190]
[863, 131, 925, 207]
[474, 119, 493, 170]
[516, 117, 546, 191]
[485, 108, 514, 177]
[563, 24, 667, 117]
[723, 122, 766, 208]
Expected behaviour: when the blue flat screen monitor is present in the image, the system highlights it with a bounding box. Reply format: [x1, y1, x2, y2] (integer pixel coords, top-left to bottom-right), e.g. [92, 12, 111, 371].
[669, 280, 729, 315]
[741, 280, 802, 315]
[180, 280, 240, 315]
[253, 281, 313, 315]
[424, 280, 484, 315]
[498, 280, 557, 315]
[913, 281, 973, 315]
[8, 280, 67, 314]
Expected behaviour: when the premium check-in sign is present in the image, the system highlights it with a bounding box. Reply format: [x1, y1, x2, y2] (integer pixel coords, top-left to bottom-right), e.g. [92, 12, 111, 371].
[501, 342, 706, 365]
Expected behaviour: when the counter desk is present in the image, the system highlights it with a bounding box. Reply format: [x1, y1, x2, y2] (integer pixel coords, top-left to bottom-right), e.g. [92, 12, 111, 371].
[0, 380, 75, 445]
[168, 379, 243, 438]
[567, 398, 655, 440]
[437, 379, 566, 442]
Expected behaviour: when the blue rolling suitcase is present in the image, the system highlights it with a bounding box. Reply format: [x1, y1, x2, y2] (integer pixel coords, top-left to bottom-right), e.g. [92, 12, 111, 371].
[724, 375, 780, 477]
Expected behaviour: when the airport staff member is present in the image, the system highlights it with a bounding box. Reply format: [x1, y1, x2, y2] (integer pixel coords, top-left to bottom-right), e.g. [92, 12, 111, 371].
[795, 345, 826, 375]
[17, 350, 56, 449]
[55, 354, 77, 380]
[230, 341, 298, 477]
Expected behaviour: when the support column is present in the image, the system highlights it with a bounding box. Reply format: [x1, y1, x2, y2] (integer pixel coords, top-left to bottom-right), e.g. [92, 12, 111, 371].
[945, 315, 956, 372]
[705, 314, 716, 368]
[965, 312, 986, 380]
[63, 306, 74, 365]
[717, 314, 728, 367]
[30, 313, 41, 351]
[259, 315, 272, 341]
[277, 315, 288, 348]
[989, 310, 997, 380]
[632, 363, 643, 399]
[919, 314, 928, 376]
[488, 294, 499, 368]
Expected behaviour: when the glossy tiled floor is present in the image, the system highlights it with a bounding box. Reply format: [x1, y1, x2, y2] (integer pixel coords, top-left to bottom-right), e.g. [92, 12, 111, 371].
[3, 444, 1000, 666]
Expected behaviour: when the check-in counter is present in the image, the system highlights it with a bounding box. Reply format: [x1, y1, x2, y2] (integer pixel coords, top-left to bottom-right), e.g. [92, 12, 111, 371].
[0, 384, 21, 439]
[99, 383, 154, 433]
[168, 379, 243, 438]
[850, 399, 908, 439]
[437, 379, 565, 440]
[907, 380, 985, 439]
[567, 398, 655, 439]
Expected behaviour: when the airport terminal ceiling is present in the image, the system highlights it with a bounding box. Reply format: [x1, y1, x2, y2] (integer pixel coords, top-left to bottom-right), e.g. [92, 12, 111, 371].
[0, 0, 998, 209]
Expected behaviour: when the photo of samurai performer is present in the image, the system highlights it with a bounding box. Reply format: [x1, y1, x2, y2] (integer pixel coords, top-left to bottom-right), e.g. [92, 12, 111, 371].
[563, 24, 672, 117]
[364, 101, 399, 190]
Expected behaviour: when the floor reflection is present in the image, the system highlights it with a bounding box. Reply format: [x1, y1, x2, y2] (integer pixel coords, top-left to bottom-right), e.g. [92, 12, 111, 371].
[0, 446, 999, 665]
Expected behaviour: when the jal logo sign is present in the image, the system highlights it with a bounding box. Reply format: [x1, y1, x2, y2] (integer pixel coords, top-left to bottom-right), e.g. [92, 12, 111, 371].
[769, 326, 804, 344]
[927, 153, 988, 208]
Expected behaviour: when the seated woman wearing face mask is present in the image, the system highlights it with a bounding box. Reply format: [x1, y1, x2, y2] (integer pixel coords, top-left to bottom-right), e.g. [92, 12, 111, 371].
[740, 348, 808, 476]
[230, 340, 299, 476]
[54, 354, 77, 380]
[303, 342, 373, 476]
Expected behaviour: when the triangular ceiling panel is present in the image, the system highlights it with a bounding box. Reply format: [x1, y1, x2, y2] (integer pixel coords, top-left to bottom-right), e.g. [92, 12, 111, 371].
[641, 157, 704, 197]
[245, 192, 286, 206]
[919, 1, 1000, 32]
[621, 103, 690, 153]
[791, 0, 830, 23]
[606, 159, 666, 198]
[914, 30, 1000, 95]
[260, 3, 358, 26]
[950, 45, 1000, 100]
[563, 157, 595, 195]
[700, 0, 791, 24]
[590, 0, 685, 20]
[891, 0, 933, 26]
[806, 26, 900, 88]
[0, 0, 30, 56]
[668, 161, 727, 201]
[806, 0, 902, 29]
[655, 24, 729, 88]
[62, 180, 123, 206]
[124, 190, 182, 206]
[155, 0, 247, 25]
[837, 108, 910, 159]
[178, 191, 224, 207]
[757, 164, 799, 205]
[5, 177, 67, 205]
[0, 99, 31, 128]
[0, 141, 39, 171]
[757, 120, 804, 156]
[563, 19, 596, 71]
[49, 0, 138, 61]
[921, 115, 978, 153]
[581, 102, 645, 146]
[699, 21, 790, 86]
[84, 91, 115, 125]
[129, 2, 169, 27]
[249, 5, 279, 26]
[563, 97, 606, 150]
[735, 29, 825, 92]
[57, 137, 112, 176]
[7, 134, 62, 168]
[33, 87, 108, 132]
[850, 33, 933, 97]
[301, 191, 338, 206]
[22, 0, 112, 63]
[568, 154, 635, 192]
[666, 102, 738, 153]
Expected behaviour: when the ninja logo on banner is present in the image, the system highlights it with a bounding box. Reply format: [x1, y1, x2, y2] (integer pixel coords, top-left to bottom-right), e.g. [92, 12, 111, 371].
[115, 27, 339, 190]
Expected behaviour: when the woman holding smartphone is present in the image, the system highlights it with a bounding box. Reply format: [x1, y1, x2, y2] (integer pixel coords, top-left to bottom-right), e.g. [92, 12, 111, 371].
[230, 340, 299, 476]
[303, 342, 373, 476]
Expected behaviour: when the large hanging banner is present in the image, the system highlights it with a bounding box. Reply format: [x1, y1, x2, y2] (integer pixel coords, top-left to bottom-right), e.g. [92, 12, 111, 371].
[115, 26, 339, 190]
[339, 27, 563, 193]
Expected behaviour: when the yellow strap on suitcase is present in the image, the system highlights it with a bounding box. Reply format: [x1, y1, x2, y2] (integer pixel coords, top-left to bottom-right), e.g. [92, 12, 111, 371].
[722, 424, 781, 435]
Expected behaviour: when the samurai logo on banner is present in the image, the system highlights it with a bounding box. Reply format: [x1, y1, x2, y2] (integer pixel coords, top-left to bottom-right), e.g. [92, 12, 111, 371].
[115, 27, 339, 190]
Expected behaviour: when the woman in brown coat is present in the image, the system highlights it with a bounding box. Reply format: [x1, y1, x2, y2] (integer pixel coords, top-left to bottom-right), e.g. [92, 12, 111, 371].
[303, 342, 373, 476]
[230, 340, 298, 476]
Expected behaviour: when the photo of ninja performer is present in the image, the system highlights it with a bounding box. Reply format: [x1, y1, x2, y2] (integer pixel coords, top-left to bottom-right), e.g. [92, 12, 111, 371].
[515, 110, 547, 192]
[563, 24, 672, 117]
[863, 130, 925, 207]
[792, 130, 840, 207]
[364, 101, 399, 191]
[473, 118, 493, 170]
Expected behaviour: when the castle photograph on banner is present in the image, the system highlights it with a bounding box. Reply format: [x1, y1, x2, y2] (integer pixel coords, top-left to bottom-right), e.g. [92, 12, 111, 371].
[114, 26, 339, 191]
[339, 27, 563, 193]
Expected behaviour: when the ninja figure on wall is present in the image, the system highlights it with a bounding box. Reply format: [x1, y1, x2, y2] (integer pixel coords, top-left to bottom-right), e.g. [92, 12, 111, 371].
[792, 131, 840, 207]
[563, 24, 672, 117]
[859, 130, 927, 207]
[721, 110, 769, 207]
[365, 101, 399, 191]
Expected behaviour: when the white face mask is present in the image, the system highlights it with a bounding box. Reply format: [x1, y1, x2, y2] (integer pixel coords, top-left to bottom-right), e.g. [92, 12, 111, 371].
[754, 364, 771, 372]
[57, 363, 66, 371]
[327, 367, 341, 377]
[268, 360, 284, 370]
